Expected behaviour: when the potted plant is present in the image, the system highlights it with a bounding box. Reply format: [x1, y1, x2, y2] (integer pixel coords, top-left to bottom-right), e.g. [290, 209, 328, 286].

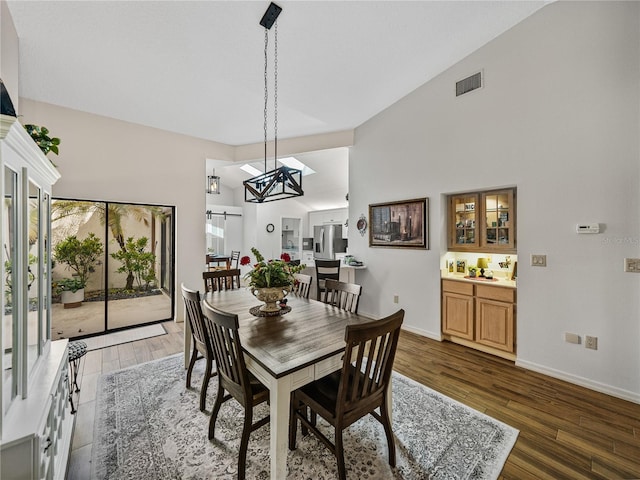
[24, 124, 61, 156]
[55, 277, 86, 308]
[467, 266, 478, 278]
[242, 247, 305, 312]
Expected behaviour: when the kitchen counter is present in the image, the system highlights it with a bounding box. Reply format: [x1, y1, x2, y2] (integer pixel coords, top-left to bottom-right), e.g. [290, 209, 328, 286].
[441, 272, 516, 289]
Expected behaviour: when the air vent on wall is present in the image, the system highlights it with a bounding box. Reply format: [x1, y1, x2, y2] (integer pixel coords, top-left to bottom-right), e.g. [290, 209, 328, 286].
[456, 71, 482, 97]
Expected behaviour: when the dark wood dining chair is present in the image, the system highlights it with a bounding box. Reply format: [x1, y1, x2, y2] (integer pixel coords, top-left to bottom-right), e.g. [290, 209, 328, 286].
[289, 309, 405, 480]
[181, 283, 217, 412]
[314, 259, 341, 301]
[230, 250, 240, 269]
[201, 300, 270, 480]
[292, 273, 312, 299]
[322, 279, 362, 313]
[203, 268, 241, 293]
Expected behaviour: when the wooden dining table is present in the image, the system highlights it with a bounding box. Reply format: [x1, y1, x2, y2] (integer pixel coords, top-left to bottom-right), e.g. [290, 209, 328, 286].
[205, 253, 231, 270]
[195, 288, 377, 479]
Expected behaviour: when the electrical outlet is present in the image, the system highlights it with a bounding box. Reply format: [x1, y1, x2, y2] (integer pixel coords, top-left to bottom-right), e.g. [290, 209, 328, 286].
[393, 294, 399, 304]
[585, 336, 598, 350]
[531, 254, 547, 267]
[624, 258, 640, 273]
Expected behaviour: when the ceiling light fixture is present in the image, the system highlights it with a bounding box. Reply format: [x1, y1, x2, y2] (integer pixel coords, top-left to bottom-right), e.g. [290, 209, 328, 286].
[207, 170, 221, 195]
[244, 2, 304, 203]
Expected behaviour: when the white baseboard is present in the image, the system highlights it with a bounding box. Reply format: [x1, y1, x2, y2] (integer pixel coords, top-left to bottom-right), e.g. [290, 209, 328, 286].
[516, 358, 640, 405]
[401, 324, 441, 341]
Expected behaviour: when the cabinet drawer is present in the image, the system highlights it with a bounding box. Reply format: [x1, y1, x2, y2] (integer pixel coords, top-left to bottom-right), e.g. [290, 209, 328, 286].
[442, 280, 473, 296]
[476, 285, 515, 303]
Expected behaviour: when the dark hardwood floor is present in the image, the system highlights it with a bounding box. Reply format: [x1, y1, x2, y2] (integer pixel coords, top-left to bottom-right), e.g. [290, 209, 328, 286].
[67, 323, 640, 479]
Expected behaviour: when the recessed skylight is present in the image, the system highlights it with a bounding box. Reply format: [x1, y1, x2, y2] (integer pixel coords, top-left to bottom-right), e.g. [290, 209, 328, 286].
[240, 164, 263, 176]
[279, 157, 316, 176]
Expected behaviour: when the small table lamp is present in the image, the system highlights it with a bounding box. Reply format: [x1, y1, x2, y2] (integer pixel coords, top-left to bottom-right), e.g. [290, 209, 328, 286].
[476, 257, 489, 277]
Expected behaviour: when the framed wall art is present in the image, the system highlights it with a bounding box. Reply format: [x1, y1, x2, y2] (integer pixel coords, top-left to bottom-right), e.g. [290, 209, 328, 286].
[369, 197, 428, 249]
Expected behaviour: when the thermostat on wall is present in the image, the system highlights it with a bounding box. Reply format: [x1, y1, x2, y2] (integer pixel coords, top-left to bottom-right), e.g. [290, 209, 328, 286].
[576, 223, 600, 234]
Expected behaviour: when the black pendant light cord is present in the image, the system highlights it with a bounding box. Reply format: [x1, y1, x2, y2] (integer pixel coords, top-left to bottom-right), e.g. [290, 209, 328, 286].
[264, 28, 269, 174]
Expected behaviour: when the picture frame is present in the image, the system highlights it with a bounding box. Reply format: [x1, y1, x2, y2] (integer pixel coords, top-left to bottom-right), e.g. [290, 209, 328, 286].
[368, 197, 428, 249]
[511, 261, 517, 280]
[456, 260, 466, 273]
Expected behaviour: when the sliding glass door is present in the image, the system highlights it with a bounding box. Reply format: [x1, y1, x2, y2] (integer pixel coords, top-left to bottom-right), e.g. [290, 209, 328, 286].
[50, 199, 175, 340]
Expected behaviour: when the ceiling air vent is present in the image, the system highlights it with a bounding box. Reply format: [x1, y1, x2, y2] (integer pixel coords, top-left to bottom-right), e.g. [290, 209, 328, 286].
[456, 71, 482, 97]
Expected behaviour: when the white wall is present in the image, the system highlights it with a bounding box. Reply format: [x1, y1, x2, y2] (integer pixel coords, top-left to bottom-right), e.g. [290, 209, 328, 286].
[349, 1, 640, 401]
[19, 98, 236, 321]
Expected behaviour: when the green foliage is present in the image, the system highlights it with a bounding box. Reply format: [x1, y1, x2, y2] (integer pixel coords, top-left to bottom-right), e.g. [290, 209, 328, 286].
[55, 277, 85, 294]
[244, 247, 305, 288]
[54, 233, 103, 286]
[110, 236, 157, 290]
[24, 124, 61, 156]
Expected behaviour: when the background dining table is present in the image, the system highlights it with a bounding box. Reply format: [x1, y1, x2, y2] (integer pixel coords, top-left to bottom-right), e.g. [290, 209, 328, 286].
[188, 288, 377, 479]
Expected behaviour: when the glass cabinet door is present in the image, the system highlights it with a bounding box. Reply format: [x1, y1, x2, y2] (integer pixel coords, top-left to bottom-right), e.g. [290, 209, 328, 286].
[450, 193, 479, 249]
[482, 189, 515, 251]
[27, 180, 41, 376]
[2, 167, 18, 413]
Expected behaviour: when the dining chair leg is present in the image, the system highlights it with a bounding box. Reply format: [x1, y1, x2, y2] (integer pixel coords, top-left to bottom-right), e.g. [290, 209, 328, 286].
[380, 401, 396, 467]
[186, 346, 198, 388]
[335, 428, 347, 480]
[237, 407, 253, 480]
[289, 395, 303, 449]
[199, 358, 213, 412]
[208, 382, 225, 439]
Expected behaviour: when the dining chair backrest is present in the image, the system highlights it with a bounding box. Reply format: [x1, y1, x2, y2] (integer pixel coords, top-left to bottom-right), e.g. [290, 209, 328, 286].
[338, 309, 404, 418]
[230, 250, 241, 269]
[201, 300, 252, 401]
[323, 278, 362, 313]
[181, 283, 210, 357]
[203, 268, 241, 293]
[314, 259, 341, 301]
[292, 273, 312, 299]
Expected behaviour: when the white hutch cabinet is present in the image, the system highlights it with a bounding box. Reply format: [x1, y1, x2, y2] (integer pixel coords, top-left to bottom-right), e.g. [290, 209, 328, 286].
[0, 114, 70, 480]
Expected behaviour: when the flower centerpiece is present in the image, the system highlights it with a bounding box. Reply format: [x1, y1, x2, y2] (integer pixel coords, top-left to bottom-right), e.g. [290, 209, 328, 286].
[242, 247, 305, 313]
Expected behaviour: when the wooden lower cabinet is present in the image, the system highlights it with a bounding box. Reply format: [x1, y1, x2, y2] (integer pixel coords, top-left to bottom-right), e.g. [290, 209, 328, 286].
[442, 279, 516, 360]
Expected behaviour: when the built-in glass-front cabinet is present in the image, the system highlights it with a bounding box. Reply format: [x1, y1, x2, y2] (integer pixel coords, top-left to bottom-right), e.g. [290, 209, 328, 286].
[448, 188, 516, 253]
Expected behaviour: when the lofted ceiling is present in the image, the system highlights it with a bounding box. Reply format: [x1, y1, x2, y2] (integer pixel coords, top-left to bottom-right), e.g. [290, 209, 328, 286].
[7, 1, 548, 209]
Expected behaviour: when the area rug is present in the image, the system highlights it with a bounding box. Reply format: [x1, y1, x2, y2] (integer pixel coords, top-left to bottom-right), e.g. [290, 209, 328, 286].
[92, 354, 518, 479]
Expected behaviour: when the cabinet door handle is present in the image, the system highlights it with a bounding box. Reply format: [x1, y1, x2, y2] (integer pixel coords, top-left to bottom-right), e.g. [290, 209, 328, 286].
[43, 436, 52, 453]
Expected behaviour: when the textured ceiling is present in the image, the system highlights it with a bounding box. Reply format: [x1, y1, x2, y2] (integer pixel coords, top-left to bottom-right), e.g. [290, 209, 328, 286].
[7, 1, 548, 147]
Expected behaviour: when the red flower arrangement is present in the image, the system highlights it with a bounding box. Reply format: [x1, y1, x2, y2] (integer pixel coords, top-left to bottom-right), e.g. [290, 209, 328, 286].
[240, 255, 251, 266]
[280, 252, 291, 263]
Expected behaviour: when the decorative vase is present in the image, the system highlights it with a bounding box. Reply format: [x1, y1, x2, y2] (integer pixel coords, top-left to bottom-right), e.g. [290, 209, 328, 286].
[251, 286, 291, 313]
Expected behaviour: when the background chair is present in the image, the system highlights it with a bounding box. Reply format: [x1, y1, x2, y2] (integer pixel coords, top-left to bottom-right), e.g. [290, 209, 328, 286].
[230, 250, 240, 269]
[322, 279, 362, 313]
[292, 273, 312, 299]
[314, 259, 341, 301]
[201, 300, 270, 480]
[289, 309, 405, 480]
[181, 283, 216, 412]
[203, 268, 241, 293]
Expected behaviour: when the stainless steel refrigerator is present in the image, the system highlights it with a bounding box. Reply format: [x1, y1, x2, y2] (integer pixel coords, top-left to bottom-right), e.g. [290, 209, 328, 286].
[313, 225, 347, 260]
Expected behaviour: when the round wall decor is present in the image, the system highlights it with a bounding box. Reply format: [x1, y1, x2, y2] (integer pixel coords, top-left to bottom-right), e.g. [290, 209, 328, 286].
[357, 214, 368, 237]
[266, 223, 275, 233]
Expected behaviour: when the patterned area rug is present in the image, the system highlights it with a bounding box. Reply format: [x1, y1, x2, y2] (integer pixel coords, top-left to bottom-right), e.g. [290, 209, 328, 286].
[92, 354, 518, 479]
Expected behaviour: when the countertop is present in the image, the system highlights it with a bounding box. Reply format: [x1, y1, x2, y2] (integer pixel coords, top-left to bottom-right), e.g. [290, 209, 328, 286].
[441, 272, 517, 289]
